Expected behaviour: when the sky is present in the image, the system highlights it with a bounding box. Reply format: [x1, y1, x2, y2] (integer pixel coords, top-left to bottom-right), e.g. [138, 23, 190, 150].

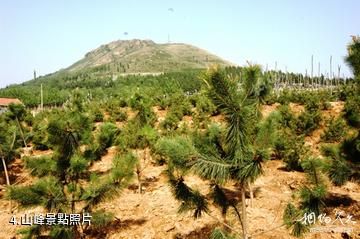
[0, 0, 359, 88]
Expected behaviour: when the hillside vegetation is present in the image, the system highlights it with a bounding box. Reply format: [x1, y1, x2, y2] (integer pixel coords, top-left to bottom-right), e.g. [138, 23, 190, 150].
[0, 38, 359, 239]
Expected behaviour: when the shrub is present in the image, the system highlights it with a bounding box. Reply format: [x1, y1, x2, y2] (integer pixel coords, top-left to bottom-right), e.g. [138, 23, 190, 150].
[295, 109, 322, 136]
[116, 121, 139, 149]
[31, 116, 49, 150]
[278, 104, 297, 129]
[23, 155, 57, 176]
[93, 122, 119, 159]
[24, 112, 34, 126]
[344, 95, 360, 128]
[340, 132, 360, 163]
[92, 109, 104, 122]
[327, 158, 352, 186]
[273, 130, 307, 171]
[283, 142, 306, 171]
[303, 95, 321, 113]
[195, 94, 216, 115]
[321, 134, 359, 186]
[160, 113, 180, 131]
[135, 125, 159, 149]
[112, 110, 127, 122]
[154, 136, 197, 172]
[321, 101, 332, 110]
[321, 117, 347, 142]
[118, 98, 127, 107]
[158, 97, 170, 110]
[192, 112, 211, 129]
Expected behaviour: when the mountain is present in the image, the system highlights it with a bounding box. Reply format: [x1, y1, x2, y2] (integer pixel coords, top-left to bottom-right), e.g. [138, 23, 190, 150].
[0, 39, 234, 106]
[65, 39, 233, 73]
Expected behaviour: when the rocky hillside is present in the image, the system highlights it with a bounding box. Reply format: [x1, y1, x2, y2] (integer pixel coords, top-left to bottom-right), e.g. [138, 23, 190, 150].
[66, 39, 233, 73]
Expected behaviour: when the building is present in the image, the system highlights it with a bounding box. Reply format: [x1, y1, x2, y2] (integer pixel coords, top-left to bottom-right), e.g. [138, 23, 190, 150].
[0, 98, 23, 114]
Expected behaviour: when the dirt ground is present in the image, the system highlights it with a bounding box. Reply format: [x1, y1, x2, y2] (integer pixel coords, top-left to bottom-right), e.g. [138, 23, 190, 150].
[0, 102, 359, 239]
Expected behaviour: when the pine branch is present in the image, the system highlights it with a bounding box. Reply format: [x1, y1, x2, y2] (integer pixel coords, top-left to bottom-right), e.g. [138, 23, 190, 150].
[168, 175, 209, 218]
[191, 155, 233, 184]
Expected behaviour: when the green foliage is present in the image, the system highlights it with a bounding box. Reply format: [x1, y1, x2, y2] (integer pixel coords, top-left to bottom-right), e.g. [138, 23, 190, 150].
[17, 225, 42, 239]
[116, 121, 158, 150]
[321, 117, 347, 142]
[90, 210, 114, 229]
[291, 220, 309, 238]
[299, 185, 327, 216]
[31, 114, 49, 150]
[283, 203, 308, 237]
[6, 103, 27, 121]
[277, 104, 296, 129]
[275, 89, 338, 106]
[116, 121, 139, 149]
[0, 69, 205, 107]
[274, 130, 306, 171]
[111, 110, 127, 122]
[7, 185, 43, 206]
[283, 203, 299, 228]
[24, 155, 57, 177]
[340, 132, 360, 163]
[111, 152, 137, 184]
[135, 124, 159, 148]
[210, 228, 236, 239]
[193, 93, 217, 115]
[160, 113, 180, 131]
[298, 158, 327, 216]
[168, 174, 208, 218]
[23, 111, 34, 126]
[327, 158, 352, 186]
[192, 123, 224, 156]
[155, 136, 197, 173]
[321, 138, 359, 186]
[295, 109, 322, 136]
[92, 109, 104, 122]
[167, 93, 193, 117]
[210, 184, 239, 218]
[8, 176, 66, 211]
[168, 66, 273, 239]
[301, 157, 326, 185]
[92, 122, 119, 159]
[5, 103, 29, 146]
[284, 143, 305, 171]
[303, 94, 321, 113]
[69, 154, 89, 176]
[0, 121, 18, 170]
[284, 157, 326, 238]
[321, 101, 332, 110]
[130, 95, 156, 127]
[344, 95, 360, 128]
[49, 226, 74, 239]
[7, 91, 136, 238]
[346, 36, 360, 78]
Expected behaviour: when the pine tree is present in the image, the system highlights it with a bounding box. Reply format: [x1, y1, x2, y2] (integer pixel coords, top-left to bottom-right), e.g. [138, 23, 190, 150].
[0, 121, 18, 212]
[7, 92, 137, 238]
[161, 65, 273, 239]
[6, 103, 28, 147]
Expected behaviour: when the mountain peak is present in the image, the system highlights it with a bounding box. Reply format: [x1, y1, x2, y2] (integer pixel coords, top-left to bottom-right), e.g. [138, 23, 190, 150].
[69, 39, 232, 73]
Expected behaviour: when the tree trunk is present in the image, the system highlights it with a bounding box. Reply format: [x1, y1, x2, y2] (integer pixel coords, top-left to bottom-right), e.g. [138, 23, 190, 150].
[232, 205, 243, 228]
[16, 117, 27, 147]
[136, 164, 142, 194]
[248, 182, 254, 207]
[222, 213, 229, 232]
[71, 180, 77, 213]
[241, 184, 248, 239]
[1, 156, 12, 212]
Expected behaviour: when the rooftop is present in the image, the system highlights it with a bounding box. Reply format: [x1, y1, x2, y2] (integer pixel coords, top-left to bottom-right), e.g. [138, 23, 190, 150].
[0, 98, 23, 107]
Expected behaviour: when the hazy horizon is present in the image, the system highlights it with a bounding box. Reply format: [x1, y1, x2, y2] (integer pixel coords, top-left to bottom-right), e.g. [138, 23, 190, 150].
[1, 0, 359, 88]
